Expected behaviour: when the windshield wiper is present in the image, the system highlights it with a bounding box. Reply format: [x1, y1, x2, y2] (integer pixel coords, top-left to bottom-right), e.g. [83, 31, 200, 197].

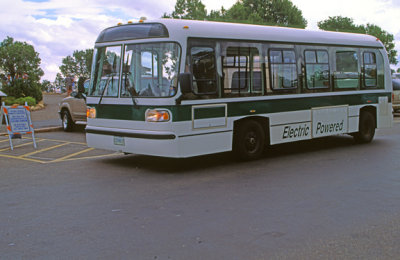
[98, 77, 109, 106]
[128, 83, 139, 109]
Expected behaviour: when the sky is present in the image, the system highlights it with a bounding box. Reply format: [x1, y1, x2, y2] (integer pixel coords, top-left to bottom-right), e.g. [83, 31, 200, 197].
[0, 0, 399, 81]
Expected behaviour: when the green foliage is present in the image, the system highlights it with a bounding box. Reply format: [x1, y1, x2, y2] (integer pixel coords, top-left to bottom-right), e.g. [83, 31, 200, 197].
[4, 96, 36, 106]
[1, 78, 42, 102]
[54, 73, 64, 87]
[41, 79, 51, 92]
[163, 0, 207, 20]
[364, 23, 397, 64]
[59, 49, 93, 79]
[0, 37, 44, 102]
[164, 0, 307, 28]
[240, 0, 307, 28]
[318, 16, 398, 65]
[317, 16, 363, 33]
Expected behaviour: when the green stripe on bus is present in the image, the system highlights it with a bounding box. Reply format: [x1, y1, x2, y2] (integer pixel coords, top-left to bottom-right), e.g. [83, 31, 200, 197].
[193, 106, 225, 119]
[90, 92, 390, 122]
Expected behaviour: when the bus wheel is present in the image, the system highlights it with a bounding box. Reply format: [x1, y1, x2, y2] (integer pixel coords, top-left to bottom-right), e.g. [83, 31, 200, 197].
[61, 110, 74, 132]
[353, 111, 375, 143]
[233, 120, 265, 160]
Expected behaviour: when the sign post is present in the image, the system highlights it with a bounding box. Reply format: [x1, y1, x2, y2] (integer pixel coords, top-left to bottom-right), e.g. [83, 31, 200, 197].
[0, 102, 37, 150]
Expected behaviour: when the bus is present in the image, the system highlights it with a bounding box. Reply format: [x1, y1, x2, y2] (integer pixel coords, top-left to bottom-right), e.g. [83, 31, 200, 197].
[85, 19, 393, 160]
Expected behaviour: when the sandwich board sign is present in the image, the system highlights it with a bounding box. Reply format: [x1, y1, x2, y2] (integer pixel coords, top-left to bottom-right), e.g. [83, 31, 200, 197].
[0, 102, 37, 150]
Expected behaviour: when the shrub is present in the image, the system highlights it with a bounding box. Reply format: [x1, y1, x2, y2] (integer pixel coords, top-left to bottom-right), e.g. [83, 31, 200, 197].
[4, 96, 36, 106]
[1, 78, 43, 103]
[3, 96, 16, 105]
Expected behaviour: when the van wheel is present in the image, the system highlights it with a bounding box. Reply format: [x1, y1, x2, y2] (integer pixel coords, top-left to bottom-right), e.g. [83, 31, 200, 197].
[61, 110, 74, 132]
[233, 120, 265, 160]
[353, 111, 375, 143]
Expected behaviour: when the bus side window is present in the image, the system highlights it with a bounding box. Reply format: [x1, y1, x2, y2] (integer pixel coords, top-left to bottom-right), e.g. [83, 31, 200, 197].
[334, 51, 359, 90]
[363, 52, 377, 88]
[304, 50, 330, 90]
[223, 47, 261, 97]
[269, 49, 297, 90]
[190, 47, 217, 95]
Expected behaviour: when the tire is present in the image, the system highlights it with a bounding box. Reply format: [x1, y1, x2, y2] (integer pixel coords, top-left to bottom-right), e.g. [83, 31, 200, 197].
[233, 120, 265, 160]
[353, 111, 375, 143]
[61, 110, 74, 132]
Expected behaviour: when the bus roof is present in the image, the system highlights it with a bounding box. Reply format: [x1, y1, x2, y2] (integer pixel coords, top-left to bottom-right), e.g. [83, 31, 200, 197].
[99, 19, 384, 49]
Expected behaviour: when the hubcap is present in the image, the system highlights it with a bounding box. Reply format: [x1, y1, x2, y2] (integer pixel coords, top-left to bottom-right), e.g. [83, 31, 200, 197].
[245, 131, 258, 153]
[63, 114, 68, 129]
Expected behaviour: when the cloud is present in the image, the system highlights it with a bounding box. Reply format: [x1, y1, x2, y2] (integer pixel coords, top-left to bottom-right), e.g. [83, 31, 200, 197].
[0, 0, 175, 81]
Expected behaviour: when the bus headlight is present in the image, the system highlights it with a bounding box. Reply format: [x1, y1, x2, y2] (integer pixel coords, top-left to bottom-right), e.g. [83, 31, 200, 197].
[87, 107, 96, 119]
[146, 109, 171, 122]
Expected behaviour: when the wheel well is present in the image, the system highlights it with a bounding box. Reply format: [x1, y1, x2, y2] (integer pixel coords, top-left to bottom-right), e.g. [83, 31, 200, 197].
[233, 116, 270, 145]
[360, 106, 377, 128]
[60, 107, 70, 119]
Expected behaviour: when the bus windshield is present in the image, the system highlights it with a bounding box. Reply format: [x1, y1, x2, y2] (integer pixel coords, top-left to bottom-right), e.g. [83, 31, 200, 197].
[89, 42, 181, 98]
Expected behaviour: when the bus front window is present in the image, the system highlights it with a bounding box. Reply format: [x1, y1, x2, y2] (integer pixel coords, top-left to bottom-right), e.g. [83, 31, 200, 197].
[121, 42, 181, 97]
[90, 45, 121, 97]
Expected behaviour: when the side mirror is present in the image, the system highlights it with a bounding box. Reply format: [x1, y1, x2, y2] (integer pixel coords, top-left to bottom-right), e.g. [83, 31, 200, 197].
[178, 73, 192, 94]
[78, 84, 85, 94]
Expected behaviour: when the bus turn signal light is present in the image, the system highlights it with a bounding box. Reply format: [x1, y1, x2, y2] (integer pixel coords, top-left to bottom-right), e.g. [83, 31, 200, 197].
[87, 107, 96, 119]
[146, 109, 170, 122]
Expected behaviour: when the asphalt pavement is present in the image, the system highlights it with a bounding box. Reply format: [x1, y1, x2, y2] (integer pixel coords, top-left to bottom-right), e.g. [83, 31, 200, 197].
[30, 93, 64, 129]
[1, 121, 400, 259]
[2, 93, 400, 134]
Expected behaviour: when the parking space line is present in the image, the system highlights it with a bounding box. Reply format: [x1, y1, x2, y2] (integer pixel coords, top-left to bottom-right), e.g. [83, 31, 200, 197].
[0, 137, 121, 164]
[61, 152, 122, 162]
[19, 142, 69, 158]
[50, 147, 95, 163]
[30, 137, 87, 145]
[0, 153, 46, 164]
[0, 140, 45, 152]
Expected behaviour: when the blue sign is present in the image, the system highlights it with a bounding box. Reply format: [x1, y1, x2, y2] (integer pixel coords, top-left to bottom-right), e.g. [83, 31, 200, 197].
[8, 107, 31, 133]
[1, 104, 37, 150]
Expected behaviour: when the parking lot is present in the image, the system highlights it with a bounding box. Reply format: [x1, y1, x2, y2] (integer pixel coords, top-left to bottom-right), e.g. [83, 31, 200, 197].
[0, 134, 118, 164]
[1, 93, 400, 259]
[0, 120, 399, 259]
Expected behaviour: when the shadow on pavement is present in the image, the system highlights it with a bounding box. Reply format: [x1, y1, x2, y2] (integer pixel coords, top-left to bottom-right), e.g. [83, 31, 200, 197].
[99, 134, 364, 174]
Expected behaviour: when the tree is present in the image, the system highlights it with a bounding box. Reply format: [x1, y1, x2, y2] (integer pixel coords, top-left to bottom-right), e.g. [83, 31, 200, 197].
[41, 79, 51, 92]
[59, 49, 93, 79]
[239, 0, 307, 28]
[318, 16, 398, 65]
[364, 23, 397, 64]
[54, 73, 65, 92]
[317, 16, 363, 33]
[163, 0, 207, 20]
[0, 37, 44, 101]
[165, 0, 307, 28]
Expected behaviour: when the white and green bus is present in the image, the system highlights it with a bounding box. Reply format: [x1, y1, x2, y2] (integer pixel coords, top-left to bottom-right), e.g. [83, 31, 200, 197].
[85, 19, 393, 160]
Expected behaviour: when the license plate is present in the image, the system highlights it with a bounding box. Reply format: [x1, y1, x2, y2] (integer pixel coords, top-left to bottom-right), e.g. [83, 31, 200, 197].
[113, 136, 125, 146]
